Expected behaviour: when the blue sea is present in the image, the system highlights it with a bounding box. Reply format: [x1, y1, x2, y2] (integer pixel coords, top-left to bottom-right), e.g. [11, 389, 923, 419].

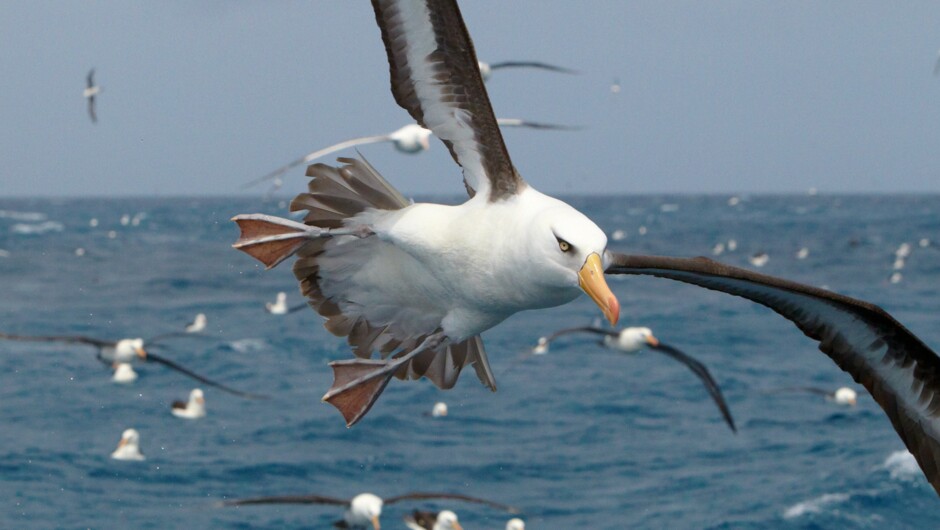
[1, 194, 939, 529]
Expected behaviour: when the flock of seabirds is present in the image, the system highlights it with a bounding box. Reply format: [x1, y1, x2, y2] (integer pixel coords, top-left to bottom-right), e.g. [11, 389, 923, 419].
[5, 0, 940, 527]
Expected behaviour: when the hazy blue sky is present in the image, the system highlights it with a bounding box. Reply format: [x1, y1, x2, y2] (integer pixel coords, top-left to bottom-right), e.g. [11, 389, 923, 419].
[2, 1, 940, 197]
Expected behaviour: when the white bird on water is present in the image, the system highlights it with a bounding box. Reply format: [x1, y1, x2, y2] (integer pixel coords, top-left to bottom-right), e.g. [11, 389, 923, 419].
[403, 509, 462, 530]
[232, 0, 940, 497]
[171, 388, 207, 419]
[185, 313, 207, 333]
[430, 401, 448, 417]
[506, 518, 526, 530]
[111, 362, 138, 384]
[265, 291, 306, 315]
[111, 428, 144, 461]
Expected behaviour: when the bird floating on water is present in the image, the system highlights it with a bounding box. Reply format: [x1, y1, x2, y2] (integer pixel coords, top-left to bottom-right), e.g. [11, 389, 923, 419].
[111, 362, 138, 384]
[171, 388, 207, 419]
[265, 291, 306, 315]
[222, 491, 516, 530]
[243, 118, 577, 192]
[83, 68, 100, 123]
[232, 0, 940, 497]
[111, 428, 144, 461]
[404, 509, 462, 530]
[768, 385, 858, 406]
[428, 401, 448, 418]
[534, 326, 736, 432]
[748, 252, 769, 268]
[185, 313, 207, 333]
[505, 518, 526, 530]
[0, 331, 265, 399]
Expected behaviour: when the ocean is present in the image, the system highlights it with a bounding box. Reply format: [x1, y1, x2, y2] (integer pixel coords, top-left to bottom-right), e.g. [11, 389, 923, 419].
[0, 194, 938, 529]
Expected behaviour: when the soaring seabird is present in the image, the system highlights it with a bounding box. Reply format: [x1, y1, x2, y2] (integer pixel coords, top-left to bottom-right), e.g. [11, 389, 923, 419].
[111, 428, 144, 461]
[171, 388, 207, 419]
[222, 491, 516, 530]
[403, 509, 462, 530]
[477, 60, 577, 82]
[232, 0, 940, 496]
[0, 332, 265, 399]
[83, 68, 100, 123]
[534, 326, 736, 432]
[243, 119, 576, 191]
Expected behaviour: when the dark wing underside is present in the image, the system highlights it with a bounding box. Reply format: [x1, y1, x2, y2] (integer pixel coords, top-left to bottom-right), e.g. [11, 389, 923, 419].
[544, 326, 617, 345]
[0, 332, 112, 349]
[651, 342, 737, 432]
[144, 351, 268, 400]
[404, 510, 438, 529]
[606, 252, 940, 495]
[371, 0, 523, 200]
[222, 494, 350, 506]
[384, 491, 519, 513]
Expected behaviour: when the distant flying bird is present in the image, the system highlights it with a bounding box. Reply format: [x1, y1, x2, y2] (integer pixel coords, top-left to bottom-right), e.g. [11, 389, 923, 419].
[171, 388, 207, 419]
[242, 119, 577, 191]
[534, 326, 736, 432]
[222, 491, 517, 530]
[111, 428, 144, 461]
[403, 509, 462, 530]
[477, 60, 577, 82]
[83, 68, 100, 123]
[0, 332, 266, 399]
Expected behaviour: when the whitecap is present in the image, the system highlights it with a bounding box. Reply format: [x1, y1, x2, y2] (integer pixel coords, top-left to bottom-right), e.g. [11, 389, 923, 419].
[883, 449, 921, 481]
[783, 492, 850, 519]
[11, 221, 64, 235]
[228, 338, 267, 353]
[660, 203, 679, 213]
[0, 209, 46, 222]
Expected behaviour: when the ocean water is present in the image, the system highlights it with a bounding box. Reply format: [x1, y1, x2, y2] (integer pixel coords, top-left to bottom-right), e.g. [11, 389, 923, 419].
[1, 194, 939, 529]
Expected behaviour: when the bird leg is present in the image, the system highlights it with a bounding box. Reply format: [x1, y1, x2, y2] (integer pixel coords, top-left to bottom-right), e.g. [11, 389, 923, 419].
[322, 333, 447, 427]
[231, 214, 374, 269]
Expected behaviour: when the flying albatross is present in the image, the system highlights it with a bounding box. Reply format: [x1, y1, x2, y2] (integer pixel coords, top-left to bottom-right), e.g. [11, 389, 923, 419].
[242, 119, 576, 192]
[477, 60, 577, 82]
[533, 325, 736, 432]
[232, 0, 940, 496]
[222, 491, 517, 529]
[0, 332, 266, 399]
[83, 68, 100, 123]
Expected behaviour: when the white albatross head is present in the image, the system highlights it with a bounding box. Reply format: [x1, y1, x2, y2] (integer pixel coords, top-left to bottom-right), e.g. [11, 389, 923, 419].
[606, 327, 659, 352]
[389, 124, 432, 153]
[114, 338, 147, 363]
[527, 196, 620, 325]
[111, 362, 138, 384]
[833, 386, 858, 406]
[506, 518, 526, 530]
[346, 493, 383, 529]
[111, 428, 145, 461]
[431, 401, 448, 417]
[434, 510, 462, 530]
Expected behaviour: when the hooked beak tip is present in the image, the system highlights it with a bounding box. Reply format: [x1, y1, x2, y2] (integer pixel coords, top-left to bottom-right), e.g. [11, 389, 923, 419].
[646, 335, 660, 347]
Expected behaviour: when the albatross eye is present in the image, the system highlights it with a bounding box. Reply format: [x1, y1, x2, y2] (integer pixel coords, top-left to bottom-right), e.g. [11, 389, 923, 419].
[558, 239, 571, 252]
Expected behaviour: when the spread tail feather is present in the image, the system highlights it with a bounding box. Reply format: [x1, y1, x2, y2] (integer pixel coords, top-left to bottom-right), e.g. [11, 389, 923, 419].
[232, 214, 323, 269]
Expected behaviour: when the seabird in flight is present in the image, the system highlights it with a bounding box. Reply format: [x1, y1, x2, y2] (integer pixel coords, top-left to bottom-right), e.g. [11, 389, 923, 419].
[171, 388, 207, 419]
[477, 60, 577, 82]
[534, 326, 736, 432]
[0, 332, 266, 399]
[83, 68, 100, 123]
[243, 119, 576, 192]
[232, 0, 940, 497]
[222, 491, 516, 530]
[111, 428, 144, 461]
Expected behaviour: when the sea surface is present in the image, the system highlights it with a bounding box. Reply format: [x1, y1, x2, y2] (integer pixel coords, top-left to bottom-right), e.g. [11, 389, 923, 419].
[1, 194, 939, 529]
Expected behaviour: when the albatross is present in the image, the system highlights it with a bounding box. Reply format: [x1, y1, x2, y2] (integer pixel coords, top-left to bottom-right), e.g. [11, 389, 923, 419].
[222, 491, 516, 529]
[403, 509, 462, 530]
[232, 0, 940, 496]
[0, 331, 265, 399]
[111, 428, 144, 461]
[83, 68, 100, 123]
[477, 60, 577, 82]
[533, 326, 736, 432]
[242, 119, 576, 192]
[171, 388, 207, 419]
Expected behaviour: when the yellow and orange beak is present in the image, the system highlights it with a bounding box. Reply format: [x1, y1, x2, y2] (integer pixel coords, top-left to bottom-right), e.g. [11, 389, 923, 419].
[371, 515, 381, 530]
[645, 334, 660, 347]
[453, 522, 464, 530]
[578, 253, 620, 325]
[116, 437, 128, 449]
[135, 346, 147, 359]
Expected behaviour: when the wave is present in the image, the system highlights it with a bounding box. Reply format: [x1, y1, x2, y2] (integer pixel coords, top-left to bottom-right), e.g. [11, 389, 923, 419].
[782, 492, 851, 519]
[882, 449, 921, 481]
[0, 209, 47, 222]
[10, 221, 64, 235]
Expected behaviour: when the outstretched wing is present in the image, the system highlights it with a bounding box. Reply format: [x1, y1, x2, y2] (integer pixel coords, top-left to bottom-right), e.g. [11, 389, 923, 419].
[242, 135, 392, 190]
[371, 0, 524, 200]
[543, 326, 617, 345]
[650, 342, 737, 432]
[384, 492, 519, 513]
[606, 252, 940, 496]
[222, 493, 350, 506]
[496, 118, 580, 130]
[86, 68, 95, 88]
[145, 351, 268, 400]
[0, 332, 111, 349]
[488, 60, 577, 74]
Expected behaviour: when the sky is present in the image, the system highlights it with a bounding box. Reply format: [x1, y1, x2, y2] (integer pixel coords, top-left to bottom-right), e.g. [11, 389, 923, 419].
[2, 1, 940, 197]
